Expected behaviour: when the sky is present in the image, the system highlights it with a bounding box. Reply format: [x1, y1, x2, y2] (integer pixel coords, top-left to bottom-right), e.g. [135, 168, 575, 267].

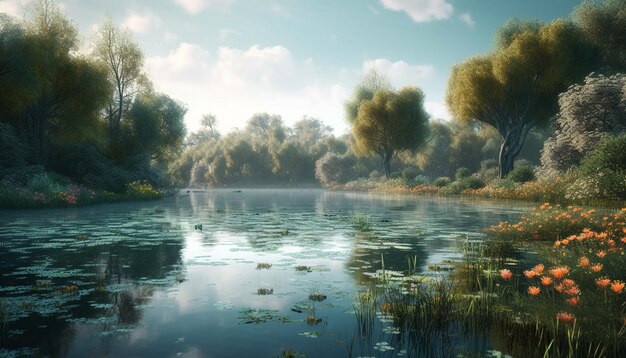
[1, 0, 583, 135]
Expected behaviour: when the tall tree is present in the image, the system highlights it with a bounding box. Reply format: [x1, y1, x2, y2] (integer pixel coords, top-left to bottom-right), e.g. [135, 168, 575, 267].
[446, 19, 597, 178]
[94, 18, 146, 145]
[574, 0, 626, 73]
[351, 86, 430, 178]
[345, 69, 392, 125]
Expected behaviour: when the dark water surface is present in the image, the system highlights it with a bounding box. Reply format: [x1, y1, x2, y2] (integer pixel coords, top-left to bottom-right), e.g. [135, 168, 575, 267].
[0, 189, 529, 357]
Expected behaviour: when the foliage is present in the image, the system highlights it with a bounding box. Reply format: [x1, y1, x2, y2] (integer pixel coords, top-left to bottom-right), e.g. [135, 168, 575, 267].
[349, 82, 430, 178]
[507, 161, 536, 183]
[433, 177, 451, 187]
[566, 134, 626, 201]
[455, 167, 471, 181]
[315, 152, 352, 186]
[574, 0, 626, 72]
[538, 73, 626, 179]
[447, 19, 598, 178]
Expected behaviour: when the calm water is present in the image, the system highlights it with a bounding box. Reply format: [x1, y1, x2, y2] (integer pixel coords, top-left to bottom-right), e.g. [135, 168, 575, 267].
[0, 189, 529, 357]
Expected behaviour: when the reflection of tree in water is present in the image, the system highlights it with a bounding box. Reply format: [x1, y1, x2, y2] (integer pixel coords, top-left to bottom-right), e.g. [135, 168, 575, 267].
[347, 232, 429, 285]
[1, 238, 183, 357]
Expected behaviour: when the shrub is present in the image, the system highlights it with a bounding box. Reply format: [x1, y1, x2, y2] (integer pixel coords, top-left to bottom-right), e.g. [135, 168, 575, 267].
[413, 175, 431, 185]
[315, 152, 352, 186]
[369, 170, 383, 181]
[570, 134, 626, 200]
[462, 177, 486, 190]
[433, 177, 451, 187]
[401, 167, 418, 184]
[455, 167, 471, 181]
[507, 163, 536, 183]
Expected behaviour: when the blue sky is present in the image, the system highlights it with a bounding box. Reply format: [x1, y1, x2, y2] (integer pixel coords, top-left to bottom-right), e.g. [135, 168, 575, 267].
[1, 0, 582, 134]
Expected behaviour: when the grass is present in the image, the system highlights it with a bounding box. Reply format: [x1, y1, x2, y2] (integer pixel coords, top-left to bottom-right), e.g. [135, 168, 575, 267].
[351, 213, 372, 232]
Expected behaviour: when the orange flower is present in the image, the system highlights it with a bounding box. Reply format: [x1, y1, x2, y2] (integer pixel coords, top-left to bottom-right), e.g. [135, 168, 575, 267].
[556, 312, 575, 324]
[565, 285, 581, 296]
[554, 283, 564, 293]
[524, 270, 536, 278]
[596, 277, 611, 289]
[566, 297, 580, 306]
[500, 269, 512, 281]
[578, 257, 590, 267]
[590, 264, 603, 273]
[540, 276, 553, 286]
[562, 279, 575, 286]
[528, 286, 541, 295]
[533, 264, 544, 275]
[596, 251, 607, 258]
[611, 280, 625, 294]
[549, 266, 569, 279]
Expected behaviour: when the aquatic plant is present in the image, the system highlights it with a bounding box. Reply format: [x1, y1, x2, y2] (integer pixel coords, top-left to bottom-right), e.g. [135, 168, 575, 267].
[351, 214, 372, 232]
[294, 265, 311, 272]
[256, 262, 272, 270]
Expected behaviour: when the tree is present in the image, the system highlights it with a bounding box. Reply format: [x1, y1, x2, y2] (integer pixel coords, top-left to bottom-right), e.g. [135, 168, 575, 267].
[351, 86, 430, 178]
[185, 114, 220, 147]
[537, 73, 626, 178]
[345, 69, 392, 125]
[126, 92, 187, 161]
[446, 19, 597, 178]
[315, 152, 352, 186]
[94, 18, 146, 145]
[574, 0, 626, 73]
[245, 113, 286, 143]
[292, 116, 332, 148]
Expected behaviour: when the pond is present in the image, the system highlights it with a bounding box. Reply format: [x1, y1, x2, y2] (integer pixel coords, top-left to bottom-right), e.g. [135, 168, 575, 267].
[0, 189, 530, 357]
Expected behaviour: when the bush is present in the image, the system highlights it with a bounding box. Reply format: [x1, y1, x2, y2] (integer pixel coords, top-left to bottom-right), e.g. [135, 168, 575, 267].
[413, 175, 431, 185]
[27, 174, 64, 194]
[489, 178, 517, 190]
[369, 170, 383, 181]
[315, 152, 353, 186]
[570, 134, 626, 200]
[462, 177, 486, 190]
[401, 167, 418, 184]
[455, 167, 471, 181]
[507, 163, 536, 183]
[433, 177, 451, 187]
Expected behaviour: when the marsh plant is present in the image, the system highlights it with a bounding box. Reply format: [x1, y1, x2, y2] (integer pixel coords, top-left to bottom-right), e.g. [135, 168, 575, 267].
[351, 213, 372, 232]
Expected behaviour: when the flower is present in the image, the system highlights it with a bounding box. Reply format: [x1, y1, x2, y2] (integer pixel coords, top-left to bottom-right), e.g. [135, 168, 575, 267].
[578, 256, 590, 267]
[611, 280, 625, 294]
[500, 269, 512, 280]
[596, 277, 611, 289]
[524, 270, 536, 278]
[556, 312, 575, 324]
[566, 297, 580, 306]
[549, 266, 569, 279]
[528, 286, 541, 295]
[590, 263, 603, 273]
[540, 276, 553, 286]
[533, 264, 544, 275]
[596, 251, 607, 258]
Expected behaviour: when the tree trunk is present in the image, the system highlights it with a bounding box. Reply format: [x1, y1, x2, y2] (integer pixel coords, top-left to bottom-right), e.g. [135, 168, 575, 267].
[498, 122, 532, 179]
[382, 147, 393, 179]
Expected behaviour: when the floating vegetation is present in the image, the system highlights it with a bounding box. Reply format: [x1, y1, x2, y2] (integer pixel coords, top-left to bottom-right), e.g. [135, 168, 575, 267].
[75, 235, 88, 241]
[194, 224, 203, 230]
[298, 331, 321, 338]
[305, 316, 322, 325]
[351, 214, 372, 232]
[257, 288, 274, 295]
[238, 308, 291, 324]
[290, 301, 312, 313]
[31, 280, 52, 291]
[256, 263, 272, 270]
[61, 285, 79, 295]
[294, 265, 311, 272]
[308, 293, 327, 302]
[275, 348, 308, 358]
[427, 264, 454, 272]
[373, 341, 394, 352]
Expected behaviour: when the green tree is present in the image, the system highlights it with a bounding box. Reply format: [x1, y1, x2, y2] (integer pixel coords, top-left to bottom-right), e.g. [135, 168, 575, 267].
[94, 18, 146, 145]
[186, 114, 220, 147]
[126, 92, 187, 161]
[446, 19, 597, 178]
[574, 0, 626, 72]
[351, 86, 430, 178]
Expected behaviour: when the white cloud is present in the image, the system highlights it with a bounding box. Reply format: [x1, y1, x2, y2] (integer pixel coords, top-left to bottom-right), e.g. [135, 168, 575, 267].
[362, 59, 434, 88]
[121, 11, 161, 33]
[219, 28, 240, 41]
[174, 0, 233, 15]
[425, 101, 450, 120]
[380, 0, 453, 23]
[0, 0, 32, 17]
[146, 42, 441, 135]
[458, 12, 475, 27]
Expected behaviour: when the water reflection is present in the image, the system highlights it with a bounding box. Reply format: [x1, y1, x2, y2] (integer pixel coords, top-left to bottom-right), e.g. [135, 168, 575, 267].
[0, 190, 529, 357]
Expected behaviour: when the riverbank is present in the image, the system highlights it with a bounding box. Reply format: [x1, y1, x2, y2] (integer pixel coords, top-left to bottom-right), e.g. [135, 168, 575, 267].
[0, 180, 163, 209]
[328, 177, 626, 209]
